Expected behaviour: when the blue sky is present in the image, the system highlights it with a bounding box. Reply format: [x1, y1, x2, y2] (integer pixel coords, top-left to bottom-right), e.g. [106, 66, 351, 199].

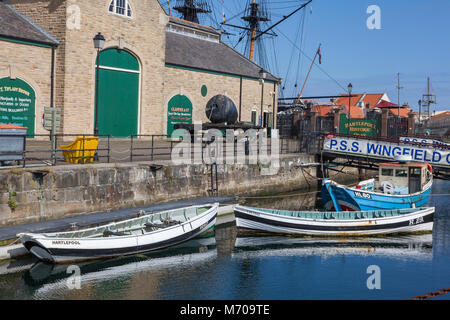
[160, 0, 450, 112]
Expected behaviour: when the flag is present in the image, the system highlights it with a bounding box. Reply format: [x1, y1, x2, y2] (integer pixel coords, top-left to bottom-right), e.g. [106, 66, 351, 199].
[167, 0, 171, 16]
[317, 46, 322, 64]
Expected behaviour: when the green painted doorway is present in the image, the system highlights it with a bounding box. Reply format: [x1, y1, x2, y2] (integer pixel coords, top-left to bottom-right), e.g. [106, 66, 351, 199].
[95, 48, 140, 138]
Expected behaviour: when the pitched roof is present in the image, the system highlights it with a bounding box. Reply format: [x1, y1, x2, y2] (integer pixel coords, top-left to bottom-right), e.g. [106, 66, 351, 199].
[375, 100, 397, 108]
[335, 94, 364, 109]
[388, 107, 411, 118]
[312, 105, 335, 117]
[345, 105, 365, 119]
[362, 94, 384, 108]
[430, 110, 450, 121]
[165, 26, 279, 82]
[0, 2, 58, 46]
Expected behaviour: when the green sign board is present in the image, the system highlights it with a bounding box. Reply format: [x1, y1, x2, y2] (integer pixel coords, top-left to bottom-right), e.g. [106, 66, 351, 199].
[43, 107, 61, 131]
[167, 94, 193, 137]
[340, 114, 380, 137]
[0, 77, 35, 135]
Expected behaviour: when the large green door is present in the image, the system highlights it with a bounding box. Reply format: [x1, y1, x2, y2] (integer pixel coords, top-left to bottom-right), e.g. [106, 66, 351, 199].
[96, 48, 139, 138]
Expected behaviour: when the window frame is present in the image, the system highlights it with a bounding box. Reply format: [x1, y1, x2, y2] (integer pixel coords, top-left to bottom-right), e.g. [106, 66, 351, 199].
[108, 0, 133, 19]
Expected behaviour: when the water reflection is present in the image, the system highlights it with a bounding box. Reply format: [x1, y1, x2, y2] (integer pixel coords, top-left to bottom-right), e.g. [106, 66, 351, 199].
[0, 180, 448, 300]
[21, 237, 217, 300]
[233, 234, 433, 261]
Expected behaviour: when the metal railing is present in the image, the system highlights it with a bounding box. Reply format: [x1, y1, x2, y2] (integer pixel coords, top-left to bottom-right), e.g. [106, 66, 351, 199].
[0, 133, 305, 169]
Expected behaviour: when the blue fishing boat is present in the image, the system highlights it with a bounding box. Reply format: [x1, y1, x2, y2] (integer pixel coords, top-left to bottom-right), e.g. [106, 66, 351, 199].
[321, 162, 433, 211]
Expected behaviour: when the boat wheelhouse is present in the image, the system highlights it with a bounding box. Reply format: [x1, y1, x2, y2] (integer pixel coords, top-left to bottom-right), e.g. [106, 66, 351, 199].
[322, 162, 433, 211]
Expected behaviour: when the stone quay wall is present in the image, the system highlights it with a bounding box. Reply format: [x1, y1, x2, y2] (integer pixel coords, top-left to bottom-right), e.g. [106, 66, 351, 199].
[0, 155, 359, 227]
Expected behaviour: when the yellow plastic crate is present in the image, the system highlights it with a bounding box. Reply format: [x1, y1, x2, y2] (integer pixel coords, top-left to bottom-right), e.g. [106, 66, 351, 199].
[60, 136, 99, 164]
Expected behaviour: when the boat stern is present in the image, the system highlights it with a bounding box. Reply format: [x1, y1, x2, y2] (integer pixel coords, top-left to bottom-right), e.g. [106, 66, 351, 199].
[18, 233, 55, 263]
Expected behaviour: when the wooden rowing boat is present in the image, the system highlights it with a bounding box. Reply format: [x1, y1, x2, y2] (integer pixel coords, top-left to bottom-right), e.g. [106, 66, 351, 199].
[234, 205, 434, 237]
[18, 203, 218, 264]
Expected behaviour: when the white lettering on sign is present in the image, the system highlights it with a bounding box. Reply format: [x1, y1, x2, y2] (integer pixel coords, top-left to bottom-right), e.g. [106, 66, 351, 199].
[324, 137, 450, 168]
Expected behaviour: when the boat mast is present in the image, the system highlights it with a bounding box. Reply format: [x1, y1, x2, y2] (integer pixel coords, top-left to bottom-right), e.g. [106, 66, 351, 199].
[297, 43, 321, 101]
[396, 73, 403, 117]
[422, 77, 436, 122]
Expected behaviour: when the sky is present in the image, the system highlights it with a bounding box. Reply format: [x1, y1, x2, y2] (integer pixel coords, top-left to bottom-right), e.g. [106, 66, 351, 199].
[159, 0, 450, 112]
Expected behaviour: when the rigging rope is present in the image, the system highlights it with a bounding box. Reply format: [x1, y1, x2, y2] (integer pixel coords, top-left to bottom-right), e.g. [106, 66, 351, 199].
[275, 26, 348, 92]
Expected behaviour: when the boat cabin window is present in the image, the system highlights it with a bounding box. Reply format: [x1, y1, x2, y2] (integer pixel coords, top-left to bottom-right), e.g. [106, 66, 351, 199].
[395, 169, 408, 177]
[381, 168, 394, 176]
[409, 168, 421, 177]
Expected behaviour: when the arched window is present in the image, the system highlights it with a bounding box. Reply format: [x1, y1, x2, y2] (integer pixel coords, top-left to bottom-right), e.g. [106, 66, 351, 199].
[109, 0, 132, 17]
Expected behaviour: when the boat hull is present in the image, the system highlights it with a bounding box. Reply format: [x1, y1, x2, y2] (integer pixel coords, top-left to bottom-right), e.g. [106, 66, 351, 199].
[321, 180, 432, 211]
[20, 206, 218, 264]
[235, 206, 434, 237]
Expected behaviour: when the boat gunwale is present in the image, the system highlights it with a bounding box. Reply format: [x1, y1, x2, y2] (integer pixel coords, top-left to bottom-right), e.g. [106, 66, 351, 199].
[19, 204, 219, 241]
[326, 178, 433, 198]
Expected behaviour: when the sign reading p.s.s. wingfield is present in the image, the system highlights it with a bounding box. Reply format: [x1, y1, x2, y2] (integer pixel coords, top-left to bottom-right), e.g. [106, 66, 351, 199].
[324, 136, 450, 168]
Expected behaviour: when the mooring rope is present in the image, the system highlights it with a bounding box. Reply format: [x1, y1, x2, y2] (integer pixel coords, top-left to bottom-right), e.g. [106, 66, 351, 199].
[407, 288, 450, 300]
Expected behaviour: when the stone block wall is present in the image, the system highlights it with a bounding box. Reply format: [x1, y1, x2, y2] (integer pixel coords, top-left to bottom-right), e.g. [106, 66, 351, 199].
[0, 154, 318, 226]
[164, 66, 278, 132]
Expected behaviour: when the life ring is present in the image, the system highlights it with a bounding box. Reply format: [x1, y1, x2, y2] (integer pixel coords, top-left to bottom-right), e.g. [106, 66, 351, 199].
[427, 163, 433, 173]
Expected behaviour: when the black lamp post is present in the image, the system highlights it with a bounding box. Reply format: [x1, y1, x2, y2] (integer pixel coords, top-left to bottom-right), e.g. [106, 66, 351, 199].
[259, 68, 267, 127]
[347, 83, 353, 134]
[93, 32, 105, 136]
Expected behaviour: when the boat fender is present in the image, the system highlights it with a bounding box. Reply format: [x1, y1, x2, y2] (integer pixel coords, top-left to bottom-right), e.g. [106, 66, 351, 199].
[427, 163, 433, 173]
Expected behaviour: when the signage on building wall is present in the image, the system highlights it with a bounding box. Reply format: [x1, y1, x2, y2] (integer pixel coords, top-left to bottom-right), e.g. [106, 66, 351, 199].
[339, 114, 380, 137]
[324, 136, 450, 168]
[0, 77, 35, 135]
[167, 94, 193, 136]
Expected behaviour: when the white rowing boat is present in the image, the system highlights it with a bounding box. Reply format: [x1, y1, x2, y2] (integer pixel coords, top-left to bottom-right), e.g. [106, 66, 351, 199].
[18, 203, 218, 264]
[235, 205, 434, 237]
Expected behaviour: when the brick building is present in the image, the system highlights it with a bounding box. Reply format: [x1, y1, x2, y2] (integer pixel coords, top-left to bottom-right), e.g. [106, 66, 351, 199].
[0, 0, 280, 138]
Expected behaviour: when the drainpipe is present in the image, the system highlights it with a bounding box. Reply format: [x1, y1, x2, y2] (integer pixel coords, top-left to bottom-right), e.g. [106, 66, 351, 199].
[239, 76, 242, 122]
[50, 45, 57, 165]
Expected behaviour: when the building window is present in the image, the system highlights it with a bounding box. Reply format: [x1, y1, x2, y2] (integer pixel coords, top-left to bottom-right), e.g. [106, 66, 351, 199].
[251, 110, 257, 126]
[109, 0, 132, 17]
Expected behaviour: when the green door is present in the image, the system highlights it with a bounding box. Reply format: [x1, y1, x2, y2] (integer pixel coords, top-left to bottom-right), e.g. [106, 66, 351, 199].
[96, 48, 139, 138]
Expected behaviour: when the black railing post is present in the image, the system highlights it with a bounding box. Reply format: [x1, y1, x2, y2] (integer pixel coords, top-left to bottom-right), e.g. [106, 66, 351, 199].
[82, 134, 85, 164]
[151, 135, 154, 161]
[22, 135, 27, 168]
[130, 135, 134, 162]
[107, 135, 111, 163]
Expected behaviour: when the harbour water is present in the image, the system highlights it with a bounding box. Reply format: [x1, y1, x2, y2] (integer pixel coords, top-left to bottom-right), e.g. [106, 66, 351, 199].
[0, 180, 448, 300]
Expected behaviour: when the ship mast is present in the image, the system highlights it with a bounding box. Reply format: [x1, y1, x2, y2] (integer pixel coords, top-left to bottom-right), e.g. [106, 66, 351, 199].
[241, 0, 270, 61]
[173, 0, 211, 24]
[223, 0, 312, 63]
